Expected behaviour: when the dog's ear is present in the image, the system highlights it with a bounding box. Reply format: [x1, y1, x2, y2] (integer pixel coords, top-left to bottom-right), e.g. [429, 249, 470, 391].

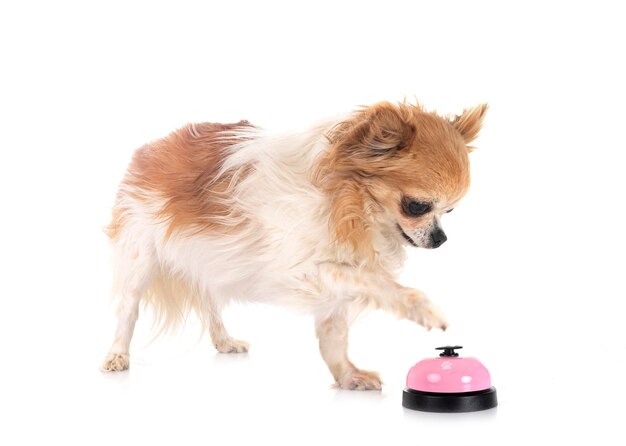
[451, 104, 488, 149]
[315, 103, 417, 184]
[343, 103, 416, 158]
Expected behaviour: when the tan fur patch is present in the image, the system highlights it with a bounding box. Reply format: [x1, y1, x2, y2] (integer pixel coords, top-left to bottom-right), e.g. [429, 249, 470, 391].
[109, 121, 254, 239]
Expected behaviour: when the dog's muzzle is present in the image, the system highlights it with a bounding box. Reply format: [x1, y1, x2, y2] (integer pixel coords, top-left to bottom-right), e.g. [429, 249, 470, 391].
[429, 227, 447, 248]
[398, 224, 418, 247]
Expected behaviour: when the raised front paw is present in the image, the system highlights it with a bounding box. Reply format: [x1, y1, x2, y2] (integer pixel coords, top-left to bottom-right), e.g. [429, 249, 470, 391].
[415, 299, 448, 331]
[404, 290, 449, 331]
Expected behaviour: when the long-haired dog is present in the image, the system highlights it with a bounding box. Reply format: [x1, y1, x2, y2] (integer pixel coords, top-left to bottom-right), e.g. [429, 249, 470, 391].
[101, 101, 487, 390]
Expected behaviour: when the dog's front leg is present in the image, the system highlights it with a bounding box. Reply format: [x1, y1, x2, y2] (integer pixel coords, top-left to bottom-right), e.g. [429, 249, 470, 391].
[379, 284, 449, 331]
[314, 308, 382, 390]
[367, 276, 448, 330]
[312, 263, 447, 390]
[317, 262, 448, 330]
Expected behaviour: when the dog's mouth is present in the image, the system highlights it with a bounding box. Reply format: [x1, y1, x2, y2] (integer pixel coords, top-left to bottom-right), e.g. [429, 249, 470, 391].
[397, 224, 418, 247]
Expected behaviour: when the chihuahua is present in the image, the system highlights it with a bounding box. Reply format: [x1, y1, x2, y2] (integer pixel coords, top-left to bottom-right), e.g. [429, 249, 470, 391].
[102, 101, 487, 390]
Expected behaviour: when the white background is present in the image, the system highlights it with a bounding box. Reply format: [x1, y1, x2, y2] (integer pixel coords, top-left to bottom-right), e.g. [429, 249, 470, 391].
[1, 1, 625, 445]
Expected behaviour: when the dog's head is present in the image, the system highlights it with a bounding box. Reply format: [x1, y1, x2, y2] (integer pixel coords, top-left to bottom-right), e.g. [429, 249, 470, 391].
[317, 101, 487, 257]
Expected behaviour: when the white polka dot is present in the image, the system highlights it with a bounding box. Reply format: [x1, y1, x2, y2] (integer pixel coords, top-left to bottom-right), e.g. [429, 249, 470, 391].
[461, 375, 472, 384]
[427, 373, 441, 383]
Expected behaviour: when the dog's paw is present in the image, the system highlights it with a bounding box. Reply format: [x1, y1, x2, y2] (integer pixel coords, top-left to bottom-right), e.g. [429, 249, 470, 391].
[337, 369, 382, 391]
[415, 299, 448, 331]
[215, 338, 250, 354]
[101, 353, 130, 372]
[404, 291, 448, 331]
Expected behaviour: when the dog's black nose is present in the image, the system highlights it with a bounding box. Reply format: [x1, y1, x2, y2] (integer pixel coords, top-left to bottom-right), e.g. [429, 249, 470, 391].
[430, 228, 447, 248]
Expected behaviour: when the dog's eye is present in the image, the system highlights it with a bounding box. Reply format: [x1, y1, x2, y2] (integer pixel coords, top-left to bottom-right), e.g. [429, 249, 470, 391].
[446, 208, 454, 214]
[404, 200, 431, 217]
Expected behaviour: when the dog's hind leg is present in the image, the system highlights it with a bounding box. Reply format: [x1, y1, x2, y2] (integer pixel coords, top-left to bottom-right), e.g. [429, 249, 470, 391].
[201, 295, 249, 354]
[101, 236, 158, 372]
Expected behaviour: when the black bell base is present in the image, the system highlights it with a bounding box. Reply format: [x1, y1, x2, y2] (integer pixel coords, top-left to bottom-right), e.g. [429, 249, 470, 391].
[402, 387, 497, 413]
